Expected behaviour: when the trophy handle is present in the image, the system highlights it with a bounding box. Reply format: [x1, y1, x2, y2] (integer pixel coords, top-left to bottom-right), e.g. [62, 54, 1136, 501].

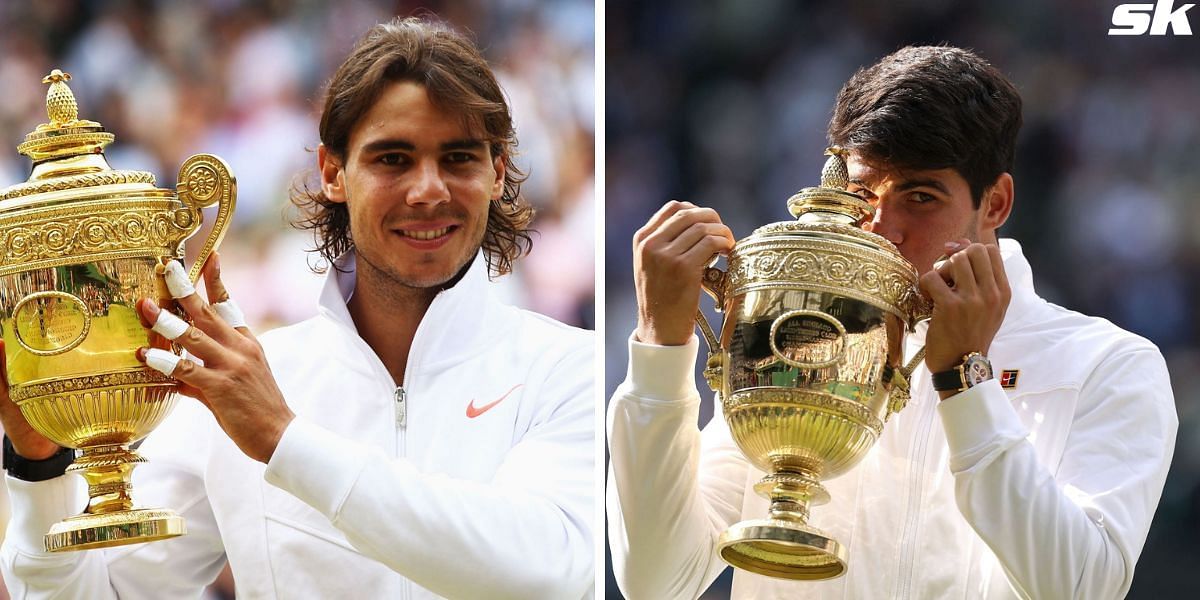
[696, 264, 727, 393]
[177, 154, 237, 283]
[885, 318, 930, 419]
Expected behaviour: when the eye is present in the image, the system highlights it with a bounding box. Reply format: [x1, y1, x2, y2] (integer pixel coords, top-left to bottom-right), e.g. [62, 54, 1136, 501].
[910, 191, 937, 204]
[445, 151, 478, 164]
[378, 153, 406, 166]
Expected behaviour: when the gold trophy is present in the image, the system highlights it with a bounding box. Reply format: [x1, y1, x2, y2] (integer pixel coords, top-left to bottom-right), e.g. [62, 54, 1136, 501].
[696, 148, 929, 579]
[0, 70, 235, 551]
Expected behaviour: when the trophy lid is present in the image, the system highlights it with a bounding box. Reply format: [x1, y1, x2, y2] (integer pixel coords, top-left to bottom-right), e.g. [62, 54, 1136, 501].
[750, 148, 901, 256]
[0, 69, 159, 207]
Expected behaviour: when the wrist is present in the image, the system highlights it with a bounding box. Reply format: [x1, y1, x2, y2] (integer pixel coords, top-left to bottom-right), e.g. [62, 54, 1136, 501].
[3, 436, 74, 482]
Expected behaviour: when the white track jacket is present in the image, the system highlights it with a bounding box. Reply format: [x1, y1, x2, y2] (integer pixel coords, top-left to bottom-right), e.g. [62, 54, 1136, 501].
[3, 253, 595, 599]
[608, 239, 1176, 599]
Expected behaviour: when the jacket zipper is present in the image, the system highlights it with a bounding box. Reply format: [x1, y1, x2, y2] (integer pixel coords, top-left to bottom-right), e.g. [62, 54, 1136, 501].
[894, 373, 936, 600]
[394, 387, 407, 428]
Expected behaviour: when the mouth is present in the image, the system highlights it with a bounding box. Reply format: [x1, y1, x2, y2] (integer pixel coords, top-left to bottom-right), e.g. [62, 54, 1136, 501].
[398, 226, 454, 240]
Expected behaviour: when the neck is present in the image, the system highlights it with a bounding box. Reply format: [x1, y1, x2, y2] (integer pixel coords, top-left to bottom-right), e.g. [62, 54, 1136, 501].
[346, 257, 439, 385]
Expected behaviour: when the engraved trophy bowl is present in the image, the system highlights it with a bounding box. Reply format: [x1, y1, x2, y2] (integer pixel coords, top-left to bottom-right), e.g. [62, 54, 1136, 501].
[696, 148, 930, 580]
[0, 70, 235, 551]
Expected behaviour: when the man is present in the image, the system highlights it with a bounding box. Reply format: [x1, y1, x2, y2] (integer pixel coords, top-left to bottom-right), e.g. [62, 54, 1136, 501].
[608, 46, 1176, 599]
[0, 17, 594, 599]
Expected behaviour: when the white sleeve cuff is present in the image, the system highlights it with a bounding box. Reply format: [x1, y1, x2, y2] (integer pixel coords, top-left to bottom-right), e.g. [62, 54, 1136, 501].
[626, 333, 700, 402]
[263, 418, 370, 521]
[938, 379, 1029, 473]
[4, 475, 80, 555]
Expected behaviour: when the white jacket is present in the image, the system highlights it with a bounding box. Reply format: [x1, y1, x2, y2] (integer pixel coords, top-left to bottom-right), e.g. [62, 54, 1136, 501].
[607, 238, 1176, 599]
[3, 253, 595, 599]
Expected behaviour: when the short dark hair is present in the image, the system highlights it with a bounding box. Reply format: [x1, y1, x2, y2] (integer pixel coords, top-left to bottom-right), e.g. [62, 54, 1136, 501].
[292, 16, 533, 276]
[828, 45, 1022, 206]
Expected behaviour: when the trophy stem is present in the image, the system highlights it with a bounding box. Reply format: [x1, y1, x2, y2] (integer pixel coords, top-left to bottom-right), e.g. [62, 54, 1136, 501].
[44, 444, 185, 552]
[717, 469, 847, 580]
[71, 445, 144, 515]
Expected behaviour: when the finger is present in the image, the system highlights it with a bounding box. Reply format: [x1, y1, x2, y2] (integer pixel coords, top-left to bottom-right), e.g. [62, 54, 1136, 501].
[139, 348, 217, 390]
[202, 252, 230, 304]
[680, 234, 739, 269]
[155, 260, 239, 345]
[642, 207, 725, 251]
[965, 244, 996, 291]
[213, 299, 249, 331]
[919, 270, 955, 305]
[947, 251, 978, 295]
[661, 222, 735, 261]
[634, 201, 691, 244]
[988, 244, 1011, 299]
[201, 253, 252, 335]
[140, 299, 226, 363]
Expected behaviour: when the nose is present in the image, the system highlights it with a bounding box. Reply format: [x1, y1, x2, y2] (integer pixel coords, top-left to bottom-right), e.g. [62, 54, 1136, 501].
[406, 160, 451, 206]
[863, 200, 904, 245]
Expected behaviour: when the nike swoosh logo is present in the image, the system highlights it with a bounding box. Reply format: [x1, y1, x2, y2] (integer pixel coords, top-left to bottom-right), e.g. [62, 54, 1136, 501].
[466, 384, 523, 418]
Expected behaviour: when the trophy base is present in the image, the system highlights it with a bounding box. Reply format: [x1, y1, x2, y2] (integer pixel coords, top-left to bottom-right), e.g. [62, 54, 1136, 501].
[45, 508, 186, 552]
[717, 518, 847, 580]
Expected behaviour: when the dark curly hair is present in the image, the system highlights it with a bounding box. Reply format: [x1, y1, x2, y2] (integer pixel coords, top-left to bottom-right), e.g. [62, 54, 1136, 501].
[828, 46, 1023, 207]
[292, 16, 533, 277]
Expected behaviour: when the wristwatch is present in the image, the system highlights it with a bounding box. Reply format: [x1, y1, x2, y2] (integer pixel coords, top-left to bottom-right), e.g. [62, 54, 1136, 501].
[931, 352, 993, 393]
[2, 436, 75, 482]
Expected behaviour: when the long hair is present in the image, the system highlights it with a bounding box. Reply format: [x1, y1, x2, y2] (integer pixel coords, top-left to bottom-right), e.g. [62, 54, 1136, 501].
[292, 16, 534, 276]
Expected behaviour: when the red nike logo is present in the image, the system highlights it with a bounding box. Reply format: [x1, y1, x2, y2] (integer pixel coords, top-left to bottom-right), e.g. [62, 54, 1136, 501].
[466, 384, 523, 418]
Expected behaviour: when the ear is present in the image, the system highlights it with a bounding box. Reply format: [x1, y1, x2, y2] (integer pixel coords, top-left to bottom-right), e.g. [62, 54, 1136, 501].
[980, 172, 1014, 234]
[317, 144, 347, 204]
[490, 153, 506, 201]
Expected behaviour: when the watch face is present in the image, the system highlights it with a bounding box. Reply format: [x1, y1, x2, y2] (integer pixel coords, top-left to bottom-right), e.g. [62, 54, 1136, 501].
[963, 355, 993, 386]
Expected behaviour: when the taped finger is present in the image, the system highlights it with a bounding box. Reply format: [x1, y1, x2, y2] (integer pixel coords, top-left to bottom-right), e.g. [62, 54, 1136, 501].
[212, 299, 247, 329]
[144, 348, 183, 376]
[150, 309, 190, 341]
[162, 260, 196, 299]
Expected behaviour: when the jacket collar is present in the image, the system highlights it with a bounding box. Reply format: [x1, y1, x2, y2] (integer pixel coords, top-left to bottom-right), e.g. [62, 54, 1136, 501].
[316, 251, 503, 378]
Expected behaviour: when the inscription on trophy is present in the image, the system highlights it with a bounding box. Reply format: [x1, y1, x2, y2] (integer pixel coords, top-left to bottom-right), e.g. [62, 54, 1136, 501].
[769, 309, 846, 370]
[12, 291, 92, 355]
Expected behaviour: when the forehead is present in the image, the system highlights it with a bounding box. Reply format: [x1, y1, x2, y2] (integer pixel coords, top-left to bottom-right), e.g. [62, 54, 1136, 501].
[349, 80, 484, 147]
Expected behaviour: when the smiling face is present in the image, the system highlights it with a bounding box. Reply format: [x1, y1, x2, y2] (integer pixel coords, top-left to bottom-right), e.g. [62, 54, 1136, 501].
[845, 153, 1011, 276]
[319, 80, 505, 289]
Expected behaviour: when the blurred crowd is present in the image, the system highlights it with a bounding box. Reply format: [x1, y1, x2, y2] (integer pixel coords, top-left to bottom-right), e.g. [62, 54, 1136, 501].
[0, 0, 592, 598]
[605, 0, 1200, 598]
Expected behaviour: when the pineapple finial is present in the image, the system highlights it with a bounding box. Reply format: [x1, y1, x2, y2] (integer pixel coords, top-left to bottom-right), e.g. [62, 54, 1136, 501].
[41, 69, 78, 127]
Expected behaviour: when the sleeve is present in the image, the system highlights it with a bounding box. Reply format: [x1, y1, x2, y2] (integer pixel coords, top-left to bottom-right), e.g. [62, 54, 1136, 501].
[263, 341, 594, 600]
[0, 398, 227, 599]
[605, 334, 750, 600]
[939, 347, 1177, 599]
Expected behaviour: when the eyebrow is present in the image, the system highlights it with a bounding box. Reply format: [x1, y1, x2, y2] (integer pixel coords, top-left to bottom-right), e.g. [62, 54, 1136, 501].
[849, 177, 950, 196]
[360, 138, 486, 154]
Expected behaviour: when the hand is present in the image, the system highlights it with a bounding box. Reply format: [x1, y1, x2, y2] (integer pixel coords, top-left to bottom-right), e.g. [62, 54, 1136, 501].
[136, 253, 294, 463]
[0, 341, 60, 460]
[918, 240, 1011, 379]
[633, 201, 735, 346]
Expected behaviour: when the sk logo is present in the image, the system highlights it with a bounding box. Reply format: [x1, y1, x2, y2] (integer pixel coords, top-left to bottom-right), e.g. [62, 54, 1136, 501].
[466, 384, 524, 418]
[1110, 0, 1195, 35]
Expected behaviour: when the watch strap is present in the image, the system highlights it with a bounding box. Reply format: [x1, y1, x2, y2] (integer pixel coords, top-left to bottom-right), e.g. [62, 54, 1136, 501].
[931, 367, 966, 392]
[3, 436, 74, 482]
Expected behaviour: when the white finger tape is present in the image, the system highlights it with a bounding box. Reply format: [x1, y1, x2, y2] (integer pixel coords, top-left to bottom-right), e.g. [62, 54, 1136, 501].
[163, 260, 196, 299]
[145, 348, 182, 376]
[213, 299, 247, 329]
[151, 310, 190, 340]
